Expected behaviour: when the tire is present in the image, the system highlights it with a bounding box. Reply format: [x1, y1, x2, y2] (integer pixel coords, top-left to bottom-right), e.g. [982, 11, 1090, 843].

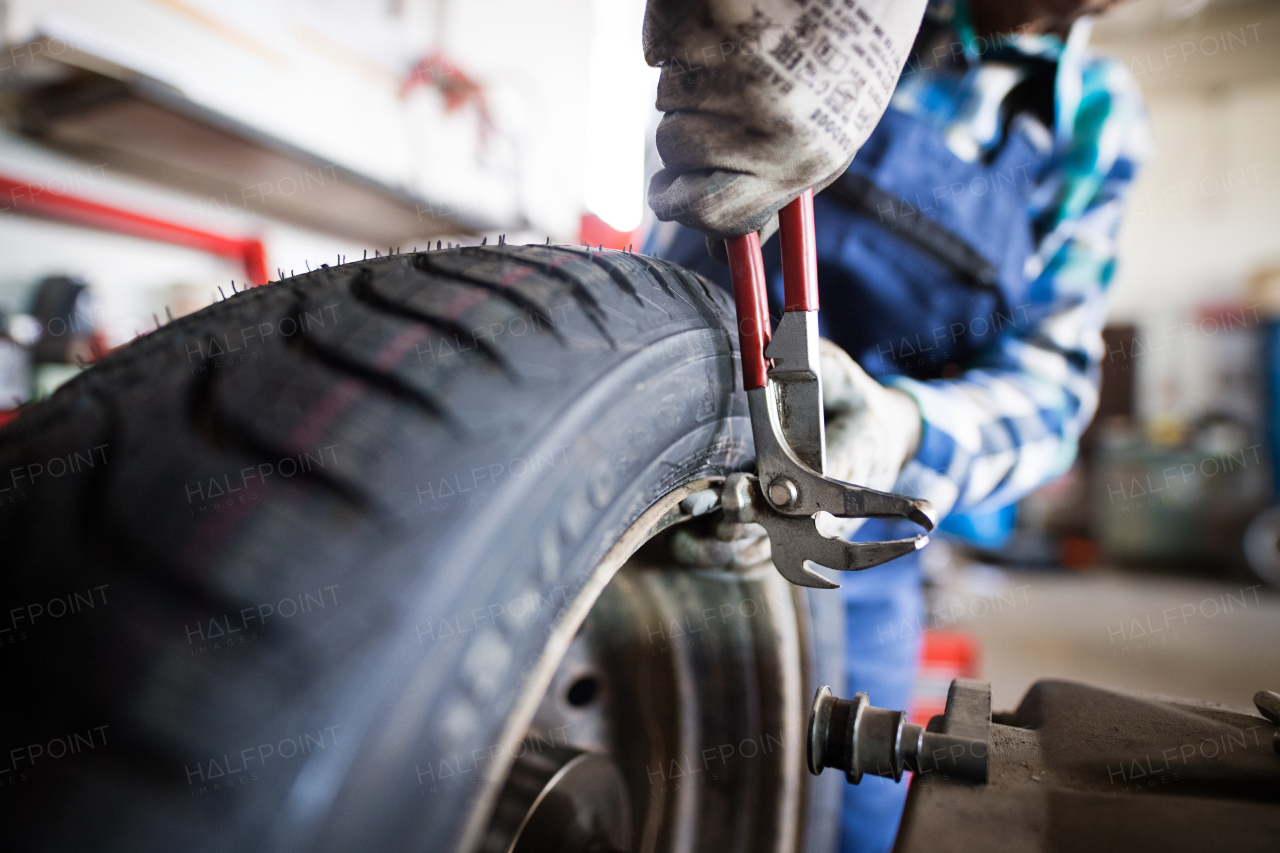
[0, 245, 842, 852]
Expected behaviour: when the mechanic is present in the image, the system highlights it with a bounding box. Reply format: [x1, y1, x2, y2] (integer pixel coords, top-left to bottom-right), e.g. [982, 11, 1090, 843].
[642, 0, 1149, 850]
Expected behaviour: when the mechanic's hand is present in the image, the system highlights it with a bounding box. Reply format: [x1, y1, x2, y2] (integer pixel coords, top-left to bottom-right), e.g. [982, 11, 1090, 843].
[643, 0, 928, 242]
[670, 514, 771, 570]
[818, 338, 921, 537]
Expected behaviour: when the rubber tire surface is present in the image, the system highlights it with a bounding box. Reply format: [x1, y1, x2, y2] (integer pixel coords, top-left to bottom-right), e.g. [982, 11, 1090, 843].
[0, 246, 755, 852]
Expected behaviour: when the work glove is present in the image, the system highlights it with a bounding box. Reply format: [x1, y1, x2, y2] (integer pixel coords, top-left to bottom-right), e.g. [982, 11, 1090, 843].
[670, 339, 922, 568]
[643, 0, 928, 248]
[669, 513, 773, 569]
[816, 337, 921, 539]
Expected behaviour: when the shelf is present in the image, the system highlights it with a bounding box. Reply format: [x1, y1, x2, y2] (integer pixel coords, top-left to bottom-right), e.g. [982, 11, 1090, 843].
[3, 38, 500, 244]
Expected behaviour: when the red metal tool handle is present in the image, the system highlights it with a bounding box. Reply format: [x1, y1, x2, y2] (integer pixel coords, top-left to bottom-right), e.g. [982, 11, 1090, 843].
[726, 189, 818, 390]
[726, 231, 772, 390]
[779, 187, 819, 312]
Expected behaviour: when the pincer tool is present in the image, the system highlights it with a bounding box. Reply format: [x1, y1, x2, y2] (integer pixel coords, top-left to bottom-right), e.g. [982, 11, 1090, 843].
[721, 189, 936, 589]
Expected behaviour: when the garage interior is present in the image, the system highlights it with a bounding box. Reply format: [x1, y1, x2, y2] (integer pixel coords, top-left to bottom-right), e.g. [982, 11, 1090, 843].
[0, 0, 1278, 851]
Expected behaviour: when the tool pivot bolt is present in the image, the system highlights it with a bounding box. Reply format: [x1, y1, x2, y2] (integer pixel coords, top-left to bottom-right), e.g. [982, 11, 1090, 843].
[768, 477, 798, 508]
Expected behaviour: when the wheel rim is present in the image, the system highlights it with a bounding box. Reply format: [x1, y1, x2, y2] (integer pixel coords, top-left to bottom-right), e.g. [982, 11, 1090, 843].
[477, 478, 817, 853]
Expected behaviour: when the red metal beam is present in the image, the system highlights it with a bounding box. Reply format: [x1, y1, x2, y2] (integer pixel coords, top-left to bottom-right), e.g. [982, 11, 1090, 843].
[0, 173, 268, 285]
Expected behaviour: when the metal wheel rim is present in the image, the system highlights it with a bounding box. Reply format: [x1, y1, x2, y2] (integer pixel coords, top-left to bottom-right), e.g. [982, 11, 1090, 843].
[470, 477, 820, 853]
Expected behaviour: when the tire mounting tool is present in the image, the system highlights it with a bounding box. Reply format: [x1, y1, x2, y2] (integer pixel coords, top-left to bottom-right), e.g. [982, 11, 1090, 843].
[722, 188, 937, 589]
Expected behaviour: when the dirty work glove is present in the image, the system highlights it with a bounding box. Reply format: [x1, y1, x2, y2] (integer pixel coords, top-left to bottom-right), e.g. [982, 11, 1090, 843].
[670, 513, 772, 570]
[669, 339, 922, 567]
[644, 0, 928, 243]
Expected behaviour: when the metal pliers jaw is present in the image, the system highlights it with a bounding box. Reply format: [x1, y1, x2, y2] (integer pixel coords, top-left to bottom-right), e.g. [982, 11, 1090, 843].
[721, 472, 930, 589]
[723, 189, 936, 589]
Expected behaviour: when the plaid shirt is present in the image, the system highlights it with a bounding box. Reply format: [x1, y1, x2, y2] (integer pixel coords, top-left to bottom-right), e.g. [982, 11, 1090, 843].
[882, 1, 1151, 519]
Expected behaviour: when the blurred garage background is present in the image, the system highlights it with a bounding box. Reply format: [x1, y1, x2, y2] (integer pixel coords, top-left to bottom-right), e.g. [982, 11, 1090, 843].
[0, 0, 1277, 714]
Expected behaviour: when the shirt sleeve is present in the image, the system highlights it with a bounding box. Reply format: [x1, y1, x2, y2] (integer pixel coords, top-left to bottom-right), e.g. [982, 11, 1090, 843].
[881, 56, 1150, 519]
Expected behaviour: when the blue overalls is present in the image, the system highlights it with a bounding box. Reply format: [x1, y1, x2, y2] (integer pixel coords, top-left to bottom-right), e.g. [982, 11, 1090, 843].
[650, 92, 1055, 852]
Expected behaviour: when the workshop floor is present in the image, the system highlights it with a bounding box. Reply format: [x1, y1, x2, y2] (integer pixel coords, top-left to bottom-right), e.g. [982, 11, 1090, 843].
[931, 558, 1280, 714]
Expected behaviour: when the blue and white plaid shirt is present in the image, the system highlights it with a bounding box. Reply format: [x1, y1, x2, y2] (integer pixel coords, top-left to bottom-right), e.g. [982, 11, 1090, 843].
[882, 1, 1151, 519]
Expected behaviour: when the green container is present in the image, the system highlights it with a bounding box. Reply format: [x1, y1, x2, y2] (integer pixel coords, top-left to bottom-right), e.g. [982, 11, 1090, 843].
[1092, 438, 1269, 563]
